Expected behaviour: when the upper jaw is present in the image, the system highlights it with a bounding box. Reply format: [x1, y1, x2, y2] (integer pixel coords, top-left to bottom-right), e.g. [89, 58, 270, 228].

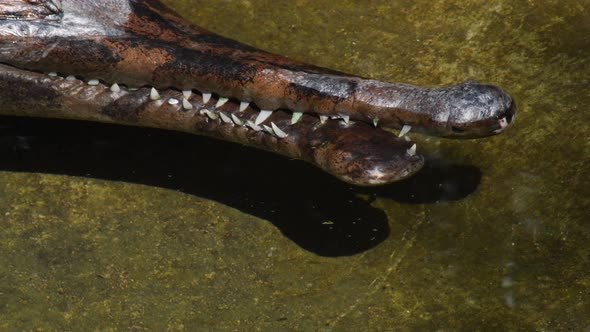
[0, 0, 515, 138]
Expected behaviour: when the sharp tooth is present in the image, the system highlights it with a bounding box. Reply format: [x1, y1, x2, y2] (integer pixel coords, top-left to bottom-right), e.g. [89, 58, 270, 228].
[202, 110, 218, 120]
[407, 144, 417, 156]
[48, 72, 58, 77]
[182, 98, 193, 110]
[219, 112, 232, 124]
[255, 110, 273, 125]
[404, 136, 411, 141]
[340, 113, 350, 124]
[499, 117, 508, 128]
[319, 115, 328, 124]
[399, 125, 412, 137]
[202, 93, 211, 104]
[182, 90, 192, 99]
[246, 120, 263, 131]
[110, 83, 120, 92]
[215, 97, 228, 108]
[66, 75, 76, 81]
[238, 101, 250, 112]
[231, 114, 244, 126]
[262, 124, 274, 135]
[167, 98, 179, 105]
[150, 87, 161, 100]
[373, 117, 379, 127]
[291, 112, 303, 125]
[87, 79, 99, 86]
[271, 122, 288, 138]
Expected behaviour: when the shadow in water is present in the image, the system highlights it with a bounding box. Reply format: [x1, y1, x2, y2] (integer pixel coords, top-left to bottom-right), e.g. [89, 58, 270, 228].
[0, 116, 481, 256]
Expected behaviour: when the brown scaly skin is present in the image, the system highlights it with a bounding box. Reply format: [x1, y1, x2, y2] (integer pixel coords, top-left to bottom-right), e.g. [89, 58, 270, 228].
[0, 63, 423, 185]
[0, 0, 515, 185]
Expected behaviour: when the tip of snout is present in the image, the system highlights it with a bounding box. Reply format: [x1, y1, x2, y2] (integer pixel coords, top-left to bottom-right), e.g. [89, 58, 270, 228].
[340, 151, 425, 186]
[445, 82, 517, 137]
[312, 122, 425, 186]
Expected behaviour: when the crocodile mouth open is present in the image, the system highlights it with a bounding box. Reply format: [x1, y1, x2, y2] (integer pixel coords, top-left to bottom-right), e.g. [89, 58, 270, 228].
[0, 0, 515, 186]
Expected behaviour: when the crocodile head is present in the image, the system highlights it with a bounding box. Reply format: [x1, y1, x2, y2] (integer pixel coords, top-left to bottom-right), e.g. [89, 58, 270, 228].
[0, 0, 516, 185]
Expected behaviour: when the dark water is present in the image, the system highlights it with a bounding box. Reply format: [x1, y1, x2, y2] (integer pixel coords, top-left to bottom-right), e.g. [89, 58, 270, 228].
[0, 0, 588, 330]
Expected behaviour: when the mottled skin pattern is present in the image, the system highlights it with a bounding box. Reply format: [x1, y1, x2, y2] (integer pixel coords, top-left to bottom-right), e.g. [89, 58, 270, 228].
[0, 0, 515, 185]
[0, 64, 421, 185]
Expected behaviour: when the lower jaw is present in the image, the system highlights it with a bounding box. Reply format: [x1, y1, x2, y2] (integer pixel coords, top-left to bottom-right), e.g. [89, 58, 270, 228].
[0, 63, 424, 186]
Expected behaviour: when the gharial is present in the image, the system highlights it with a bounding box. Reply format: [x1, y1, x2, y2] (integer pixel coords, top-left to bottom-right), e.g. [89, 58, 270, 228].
[0, 0, 516, 186]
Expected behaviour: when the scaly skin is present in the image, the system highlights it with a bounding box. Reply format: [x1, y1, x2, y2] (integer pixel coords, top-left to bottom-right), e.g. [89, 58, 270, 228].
[0, 0, 516, 185]
[0, 63, 423, 185]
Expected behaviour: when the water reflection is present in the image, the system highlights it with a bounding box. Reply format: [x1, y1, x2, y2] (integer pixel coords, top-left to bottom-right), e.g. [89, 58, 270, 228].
[0, 115, 480, 256]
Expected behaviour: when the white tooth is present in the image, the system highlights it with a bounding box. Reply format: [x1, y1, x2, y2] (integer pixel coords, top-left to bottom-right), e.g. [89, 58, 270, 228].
[182, 98, 193, 110]
[239, 101, 250, 112]
[404, 136, 411, 141]
[407, 144, 417, 156]
[231, 114, 244, 126]
[291, 112, 303, 125]
[262, 125, 274, 135]
[246, 120, 263, 131]
[219, 112, 232, 124]
[110, 83, 120, 92]
[48, 72, 58, 77]
[255, 110, 273, 125]
[319, 115, 328, 124]
[150, 87, 161, 100]
[373, 117, 379, 127]
[203, 110, 219, 120]
[167, 98, 179, 105]
[215, 97, 228, 108]
[66, 75, 76, 81]
[87, 79, 99, 86]
[399, 125, 412, 137]
[340, 114, 350, 124]
[182, 90, 192, 99]
[499, 117, 508, 129]
[271, 122, 288, 138]
[202, 93, 211, 104]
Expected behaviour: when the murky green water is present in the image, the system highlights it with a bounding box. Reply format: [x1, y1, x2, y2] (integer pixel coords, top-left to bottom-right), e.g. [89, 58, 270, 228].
[1, 0, 588, 330]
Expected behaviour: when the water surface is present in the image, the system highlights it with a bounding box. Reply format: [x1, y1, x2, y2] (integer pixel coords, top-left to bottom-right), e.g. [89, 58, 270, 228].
[0, 0, 588, 330]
